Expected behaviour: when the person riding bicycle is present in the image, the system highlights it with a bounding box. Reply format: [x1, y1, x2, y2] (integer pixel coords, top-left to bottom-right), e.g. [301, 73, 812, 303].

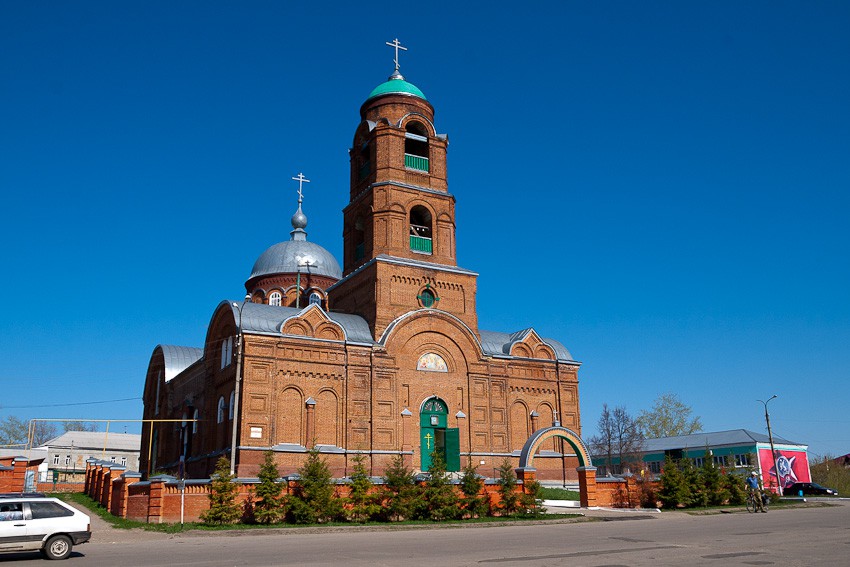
[746, 471, 766, 512]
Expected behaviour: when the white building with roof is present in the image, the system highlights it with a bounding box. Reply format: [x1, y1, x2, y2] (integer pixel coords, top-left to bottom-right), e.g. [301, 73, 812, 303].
[37, 431, 141, 482]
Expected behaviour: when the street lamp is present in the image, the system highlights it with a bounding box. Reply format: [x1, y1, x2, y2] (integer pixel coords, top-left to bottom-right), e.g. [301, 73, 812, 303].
[758, 395, 783, 496]
[229, 294, 251, 476]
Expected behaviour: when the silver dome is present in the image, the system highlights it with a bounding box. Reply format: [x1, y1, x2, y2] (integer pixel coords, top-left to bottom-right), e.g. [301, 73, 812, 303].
[249, 240, 342, 280]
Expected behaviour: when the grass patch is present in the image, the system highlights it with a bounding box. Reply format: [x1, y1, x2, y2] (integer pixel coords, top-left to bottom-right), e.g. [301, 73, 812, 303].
[53, 493, 580, 532]
[540, 487, 580, 500]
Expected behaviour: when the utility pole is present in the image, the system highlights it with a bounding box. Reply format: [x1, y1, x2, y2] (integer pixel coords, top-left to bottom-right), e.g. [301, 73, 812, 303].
[758, 395, 783, 497]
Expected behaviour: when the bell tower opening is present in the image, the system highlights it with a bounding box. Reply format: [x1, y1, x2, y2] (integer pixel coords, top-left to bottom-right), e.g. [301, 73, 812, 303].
[404, 121, 429, 173]
[409, 205, 432, 254]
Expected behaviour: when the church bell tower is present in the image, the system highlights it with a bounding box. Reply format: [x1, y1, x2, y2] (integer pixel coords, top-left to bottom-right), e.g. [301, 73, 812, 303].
[329, 40, 479, 338]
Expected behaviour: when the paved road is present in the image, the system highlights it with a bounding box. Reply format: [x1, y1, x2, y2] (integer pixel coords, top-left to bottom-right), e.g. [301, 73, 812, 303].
[2, 502, 847, 566]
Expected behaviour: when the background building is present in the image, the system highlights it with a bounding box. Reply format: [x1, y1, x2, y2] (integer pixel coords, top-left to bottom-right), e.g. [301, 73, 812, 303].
[38, 431, 141, 483]
[593, 428, 810, 492]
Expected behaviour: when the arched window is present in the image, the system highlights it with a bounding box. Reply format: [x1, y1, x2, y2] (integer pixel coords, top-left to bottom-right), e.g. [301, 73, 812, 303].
[404, 121, 429, 172]
[228, 391, 235, 420]
[217, 396, 226, 424]
[410, 206, 432, 254]
[268, 291, 282, 306]
[309, 292, 322, 307]
[192, 408, 199, 434]
[220, 336, 233, 369]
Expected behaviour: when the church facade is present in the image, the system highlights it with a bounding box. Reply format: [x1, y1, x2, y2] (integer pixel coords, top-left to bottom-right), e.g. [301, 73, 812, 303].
[140, 54, 586, 481]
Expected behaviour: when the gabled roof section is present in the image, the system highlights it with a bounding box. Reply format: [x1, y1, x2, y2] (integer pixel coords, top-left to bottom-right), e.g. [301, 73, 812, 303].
[38, 431, 142, 452]
[158, 345, 203, 382]
[479, 329, 576, 363]
[642, 429, 803, 453]
[224, 301, 374, 345]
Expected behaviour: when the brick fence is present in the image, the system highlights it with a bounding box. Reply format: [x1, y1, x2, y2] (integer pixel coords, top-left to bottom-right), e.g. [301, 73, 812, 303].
[83, 459, 654, 523]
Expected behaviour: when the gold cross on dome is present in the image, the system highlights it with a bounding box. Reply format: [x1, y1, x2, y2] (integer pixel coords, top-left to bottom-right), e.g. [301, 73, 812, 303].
[292, 172, 310, 202]
[385, 38, 407, 72]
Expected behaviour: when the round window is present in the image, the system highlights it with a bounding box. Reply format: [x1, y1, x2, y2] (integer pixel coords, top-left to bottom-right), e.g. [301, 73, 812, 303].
[418, 287, 436, 308]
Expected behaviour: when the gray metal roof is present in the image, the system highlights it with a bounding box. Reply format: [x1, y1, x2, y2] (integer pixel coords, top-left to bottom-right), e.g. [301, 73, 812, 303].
[226, 301, 374, 344]
[479, 329, 575, 362]
[642, 429, 803, 453]
[38, 432, 142, 452]
[157, 345, 203, 382]
[249, 240, 342, 281]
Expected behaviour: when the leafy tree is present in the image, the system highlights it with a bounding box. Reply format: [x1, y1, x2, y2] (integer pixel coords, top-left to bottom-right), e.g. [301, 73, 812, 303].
[0, 416, 57, 447]
[346, 454, 381, 523]
[658, 456, 691, 508]
[458, 460, 489, 518]
[253, 451, 285, 524]
[201, 457, 241, 525]
[636, 393, 703, 439]
[420, 452, 460, 521]
[287, 447, 343, 524]
[380, 454, 418, 521]
[589, 404, 644, 475]
[496, 459, 520, 516]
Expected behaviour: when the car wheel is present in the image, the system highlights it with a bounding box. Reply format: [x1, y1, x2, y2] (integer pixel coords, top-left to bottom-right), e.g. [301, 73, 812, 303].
[43, 535, 73, 560]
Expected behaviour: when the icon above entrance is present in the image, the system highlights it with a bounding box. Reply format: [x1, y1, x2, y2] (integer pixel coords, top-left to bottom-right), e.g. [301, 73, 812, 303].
[419, 397, 460, 472]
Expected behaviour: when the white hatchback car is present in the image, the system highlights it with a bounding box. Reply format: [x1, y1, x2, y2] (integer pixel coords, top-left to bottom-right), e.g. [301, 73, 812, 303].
[0, 494, 91, 560]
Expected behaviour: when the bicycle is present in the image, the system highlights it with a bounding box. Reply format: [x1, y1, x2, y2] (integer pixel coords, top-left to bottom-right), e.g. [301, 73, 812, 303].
[746, 491, 769, 513]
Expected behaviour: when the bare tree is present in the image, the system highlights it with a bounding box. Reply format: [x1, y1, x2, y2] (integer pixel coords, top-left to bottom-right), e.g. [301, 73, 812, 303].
[589, 404, 644, 476]
[637, 393, 703, 438]
[0, 416, 57, 447]
[61, 421, 100, 432]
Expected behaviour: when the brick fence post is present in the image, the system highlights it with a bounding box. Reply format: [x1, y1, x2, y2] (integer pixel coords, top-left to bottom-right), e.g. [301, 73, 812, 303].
[117, 472, 141, 519]
[148, 478, 165, 524]
[107, 466, 126, 515]
[577, 466, 598, 508]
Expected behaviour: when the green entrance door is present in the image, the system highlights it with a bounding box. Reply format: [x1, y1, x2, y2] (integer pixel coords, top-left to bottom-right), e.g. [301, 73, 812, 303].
[420, 398, 460, 472]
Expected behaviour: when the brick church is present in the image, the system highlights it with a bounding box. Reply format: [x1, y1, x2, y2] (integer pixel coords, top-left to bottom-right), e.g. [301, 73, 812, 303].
[140, 46, 586, 482]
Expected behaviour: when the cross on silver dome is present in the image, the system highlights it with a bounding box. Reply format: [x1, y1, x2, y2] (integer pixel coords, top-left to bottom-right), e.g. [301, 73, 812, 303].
[385, 38, 407, 78]
[292, 172, 310, 203]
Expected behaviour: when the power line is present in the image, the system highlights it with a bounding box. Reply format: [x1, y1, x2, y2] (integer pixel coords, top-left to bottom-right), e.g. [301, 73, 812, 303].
[0, 397, 141, 409]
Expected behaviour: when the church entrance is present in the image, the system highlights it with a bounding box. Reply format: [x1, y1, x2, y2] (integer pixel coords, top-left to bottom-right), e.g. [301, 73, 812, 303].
[420, 397, 460, 472]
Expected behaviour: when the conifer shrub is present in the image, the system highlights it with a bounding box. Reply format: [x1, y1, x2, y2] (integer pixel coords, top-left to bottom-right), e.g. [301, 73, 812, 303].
[201, 457, 241, 525]
[658, 455, 691, 508]
[287, 447, 344, 524]
[380, 454, 419, 521]
[420, 452, 461, 521]
[458, 460, 489, 519]
[496, 459, 520, 516]
[518, 479, 545, 517]
[346, 454, 382, 523]
[724, 469, 747, 505]
[253, 450, 285, 524]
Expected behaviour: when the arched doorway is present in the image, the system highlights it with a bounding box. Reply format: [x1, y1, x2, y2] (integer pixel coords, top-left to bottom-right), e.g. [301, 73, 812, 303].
[419, 397, 460, 472]
[517, 426, 598, 507]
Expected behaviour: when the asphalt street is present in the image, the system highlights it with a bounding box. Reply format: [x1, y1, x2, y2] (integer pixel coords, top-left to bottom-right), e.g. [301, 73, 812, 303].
[1, 501, 846, 566]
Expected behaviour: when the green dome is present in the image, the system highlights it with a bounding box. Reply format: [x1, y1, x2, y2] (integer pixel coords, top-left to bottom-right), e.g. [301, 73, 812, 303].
[367, 77, 427, 101]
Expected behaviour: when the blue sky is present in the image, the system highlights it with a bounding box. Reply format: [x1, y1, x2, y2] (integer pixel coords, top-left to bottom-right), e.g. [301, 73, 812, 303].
[2, 2, 848, 457]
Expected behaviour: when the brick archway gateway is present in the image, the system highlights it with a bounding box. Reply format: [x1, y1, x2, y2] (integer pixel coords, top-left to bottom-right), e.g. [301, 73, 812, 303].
[516, 426, 599, 508]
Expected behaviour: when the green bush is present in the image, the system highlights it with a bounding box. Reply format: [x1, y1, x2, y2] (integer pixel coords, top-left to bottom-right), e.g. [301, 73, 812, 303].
[459, 460, 490, 519]
[420, 452, 461, 521]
